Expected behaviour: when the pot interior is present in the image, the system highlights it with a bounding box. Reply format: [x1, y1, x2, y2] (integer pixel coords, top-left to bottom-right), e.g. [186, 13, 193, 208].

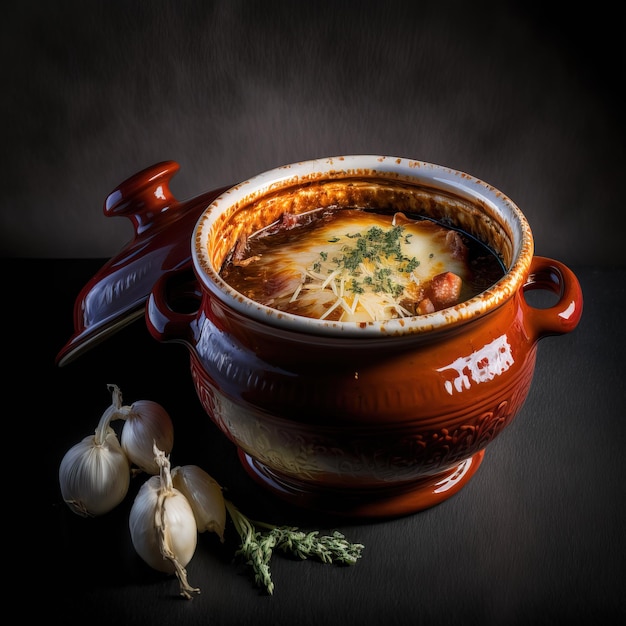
[206, 178, 516, 273]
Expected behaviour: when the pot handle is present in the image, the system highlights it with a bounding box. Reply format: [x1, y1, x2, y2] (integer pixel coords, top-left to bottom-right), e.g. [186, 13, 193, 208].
[146, 263, 200, 345]
[522, 256, 583, 339]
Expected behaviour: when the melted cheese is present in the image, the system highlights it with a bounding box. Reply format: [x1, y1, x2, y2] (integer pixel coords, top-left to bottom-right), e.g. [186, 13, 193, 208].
[221, 210, 472, 322]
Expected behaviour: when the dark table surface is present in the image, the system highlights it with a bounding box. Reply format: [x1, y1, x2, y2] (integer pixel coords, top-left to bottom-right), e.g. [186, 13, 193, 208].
[13, 259, 625, 625]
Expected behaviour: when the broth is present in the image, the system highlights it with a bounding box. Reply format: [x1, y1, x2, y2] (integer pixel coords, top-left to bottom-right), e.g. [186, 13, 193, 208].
[220, 207, 505, 322]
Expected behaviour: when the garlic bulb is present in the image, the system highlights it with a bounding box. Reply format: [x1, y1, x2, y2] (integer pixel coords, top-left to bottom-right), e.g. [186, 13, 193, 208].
[59, 403, 130, 517]
[172, 465, 227, 541]
[129, 445, 199, 599]
[108, 384, 174, 474]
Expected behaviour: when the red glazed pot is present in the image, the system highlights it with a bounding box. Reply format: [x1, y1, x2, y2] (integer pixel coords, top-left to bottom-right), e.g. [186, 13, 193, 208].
[145, 155, 583, 519]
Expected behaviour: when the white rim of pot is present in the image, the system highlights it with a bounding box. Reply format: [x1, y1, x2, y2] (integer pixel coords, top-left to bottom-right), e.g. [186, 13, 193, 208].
[193, 155, 533, 337]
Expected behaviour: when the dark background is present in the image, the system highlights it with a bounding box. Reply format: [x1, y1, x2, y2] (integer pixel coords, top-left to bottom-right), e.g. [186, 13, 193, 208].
[3, 0, 624, 264]
[6, 2, 626, 625]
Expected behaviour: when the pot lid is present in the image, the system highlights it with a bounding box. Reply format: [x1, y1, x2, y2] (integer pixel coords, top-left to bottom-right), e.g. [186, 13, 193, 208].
[56, 160, 230, 367]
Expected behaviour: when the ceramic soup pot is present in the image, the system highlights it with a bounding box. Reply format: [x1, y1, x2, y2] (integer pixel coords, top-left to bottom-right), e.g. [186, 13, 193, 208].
[145, 155, 583, 518]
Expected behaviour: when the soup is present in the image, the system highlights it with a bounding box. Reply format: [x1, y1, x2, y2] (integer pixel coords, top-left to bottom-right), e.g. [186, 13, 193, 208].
[220, 207, 505, 322]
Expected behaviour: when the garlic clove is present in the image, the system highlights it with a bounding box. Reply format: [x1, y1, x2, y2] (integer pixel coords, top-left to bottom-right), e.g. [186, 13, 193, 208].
[129, 446, 200, 600]
[129, 475, 198, 574]
[120, 400, 174, 474]
[59, 428, 130, 517]
[172, 465, 227, 541]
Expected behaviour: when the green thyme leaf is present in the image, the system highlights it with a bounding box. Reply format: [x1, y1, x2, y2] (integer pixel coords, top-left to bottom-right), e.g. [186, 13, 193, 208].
[224, 499, 365, 595]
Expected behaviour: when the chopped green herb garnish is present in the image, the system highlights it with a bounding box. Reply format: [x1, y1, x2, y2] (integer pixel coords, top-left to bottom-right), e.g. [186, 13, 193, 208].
[405, 258, 420, 272]
[311, 224, 419, 297]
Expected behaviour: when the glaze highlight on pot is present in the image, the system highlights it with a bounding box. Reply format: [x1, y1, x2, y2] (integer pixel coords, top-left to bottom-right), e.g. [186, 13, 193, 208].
[145, 155, 583, 519]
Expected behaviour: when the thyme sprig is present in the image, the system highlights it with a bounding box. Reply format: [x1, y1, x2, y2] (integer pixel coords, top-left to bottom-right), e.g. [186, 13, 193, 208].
[224, 499, 365, 595]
